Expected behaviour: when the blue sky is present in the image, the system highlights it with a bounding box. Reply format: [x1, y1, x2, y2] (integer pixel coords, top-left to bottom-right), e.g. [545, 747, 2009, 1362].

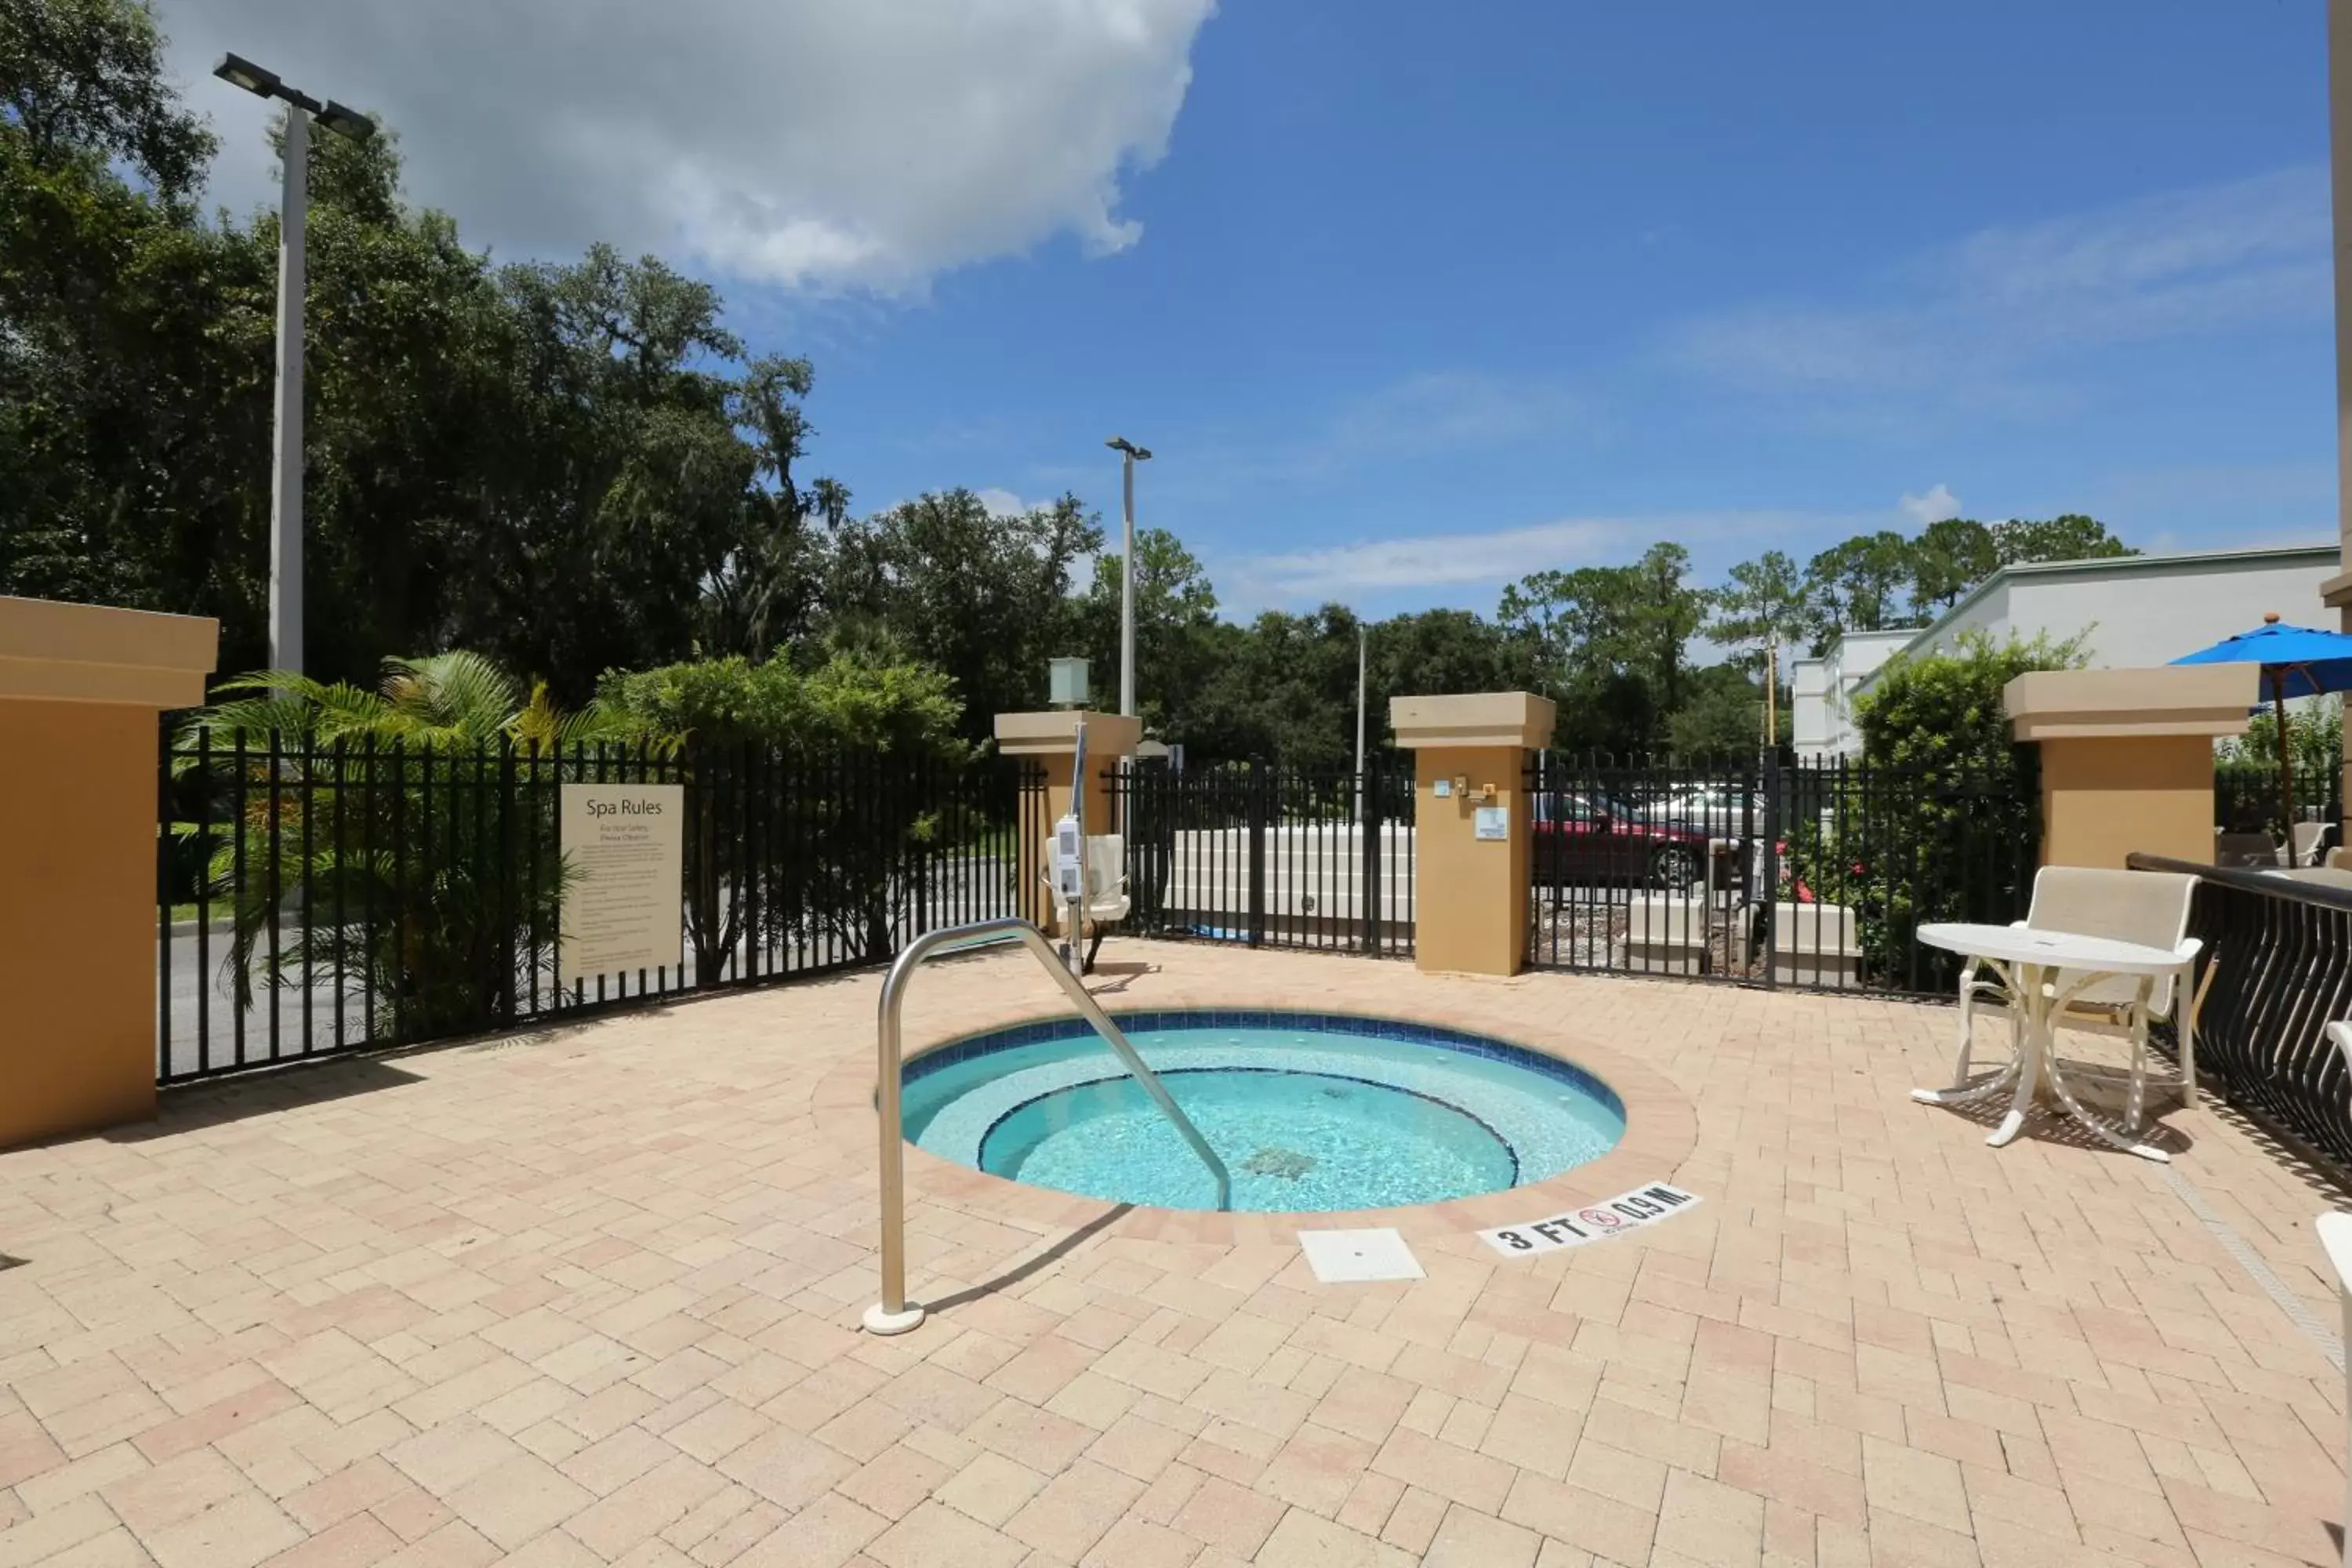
[174, 0, 2337, 621]
[791, 1, 2336, 618]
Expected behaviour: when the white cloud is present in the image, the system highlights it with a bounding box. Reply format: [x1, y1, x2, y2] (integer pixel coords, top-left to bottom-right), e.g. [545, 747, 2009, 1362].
[1898, 485, 1962, 526]
[1223, 510, 1830, 609]
[1668, 166, 2328, 400]
[165, 0, 1216, 293]
[975, 488, 1034, 518]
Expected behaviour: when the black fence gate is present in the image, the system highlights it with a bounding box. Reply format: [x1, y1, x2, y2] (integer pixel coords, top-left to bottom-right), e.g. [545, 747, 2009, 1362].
[159, 736, 1022, 1083]
[1527, 754, 2038, 998]
[1100, 759, 1417, 958]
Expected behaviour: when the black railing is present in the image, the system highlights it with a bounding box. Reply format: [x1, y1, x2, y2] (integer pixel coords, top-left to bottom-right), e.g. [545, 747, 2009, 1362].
[2127, 852, 2352, 1170]
[160, 736, 1021, 1083]
[1102, 760, 1417, 957]
[1528, 753, 2038, 997]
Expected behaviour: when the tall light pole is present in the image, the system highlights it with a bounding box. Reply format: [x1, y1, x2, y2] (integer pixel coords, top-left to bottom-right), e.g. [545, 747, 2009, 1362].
[212, 53, 375, 677]
[1105, 437, 1152, 720]
[1354, 621, 1368, 824]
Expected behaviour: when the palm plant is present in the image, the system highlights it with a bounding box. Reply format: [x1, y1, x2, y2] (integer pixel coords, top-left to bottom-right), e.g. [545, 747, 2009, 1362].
[177, 653, 669, 1044]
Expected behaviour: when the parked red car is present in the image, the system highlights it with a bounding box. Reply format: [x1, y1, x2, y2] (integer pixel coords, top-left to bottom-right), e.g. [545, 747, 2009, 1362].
[1532, 788, 1718, 891]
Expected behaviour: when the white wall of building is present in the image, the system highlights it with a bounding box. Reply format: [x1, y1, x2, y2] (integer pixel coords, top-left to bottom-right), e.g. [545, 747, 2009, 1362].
[1789, 629, 1916, 757]
[1907, 546, 2339, 669]
[1791, 545, 2338, 757]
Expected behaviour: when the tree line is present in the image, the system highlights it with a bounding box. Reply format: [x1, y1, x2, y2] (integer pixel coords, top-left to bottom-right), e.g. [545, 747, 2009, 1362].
[4, 0, 2136, 768]
[1074, 513, 2130, 768]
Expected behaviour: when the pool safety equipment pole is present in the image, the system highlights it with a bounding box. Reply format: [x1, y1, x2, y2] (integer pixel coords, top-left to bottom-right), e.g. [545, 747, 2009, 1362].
[1064, 716, 1088, 975]
[866, 917, 1231, 1336]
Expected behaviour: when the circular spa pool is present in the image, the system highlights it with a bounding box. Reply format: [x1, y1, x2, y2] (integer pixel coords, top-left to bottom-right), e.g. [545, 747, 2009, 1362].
[900, 1011, 1624, 1213]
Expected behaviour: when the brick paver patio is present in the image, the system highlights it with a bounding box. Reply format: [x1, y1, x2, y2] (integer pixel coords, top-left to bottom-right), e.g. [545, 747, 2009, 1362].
[1, 945, 2344, 1566]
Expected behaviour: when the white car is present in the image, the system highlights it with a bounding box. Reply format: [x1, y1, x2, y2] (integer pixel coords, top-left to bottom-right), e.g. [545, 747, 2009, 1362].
[1654, 786, 1747, 837]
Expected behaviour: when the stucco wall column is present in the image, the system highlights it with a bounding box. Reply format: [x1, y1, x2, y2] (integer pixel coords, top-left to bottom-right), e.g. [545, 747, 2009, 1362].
[0, 597, 216, 1149]
[2003, 666, 2257, 869]
[1389, 692, 1557, 977]
[993, 710, 1141, 934]
[2325, 0, 2352, 838]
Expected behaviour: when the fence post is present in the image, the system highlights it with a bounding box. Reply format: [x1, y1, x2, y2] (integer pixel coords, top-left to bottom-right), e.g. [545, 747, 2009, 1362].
[1248, 758, 1269, 948]
[1361, 762, 1383, 955]
[1762, 753, 1783, 989]
[498, 739, 517, 1024]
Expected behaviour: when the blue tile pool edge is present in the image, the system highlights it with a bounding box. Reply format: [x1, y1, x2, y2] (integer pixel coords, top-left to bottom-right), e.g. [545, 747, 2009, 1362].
[902, 1007, 1628, 1124]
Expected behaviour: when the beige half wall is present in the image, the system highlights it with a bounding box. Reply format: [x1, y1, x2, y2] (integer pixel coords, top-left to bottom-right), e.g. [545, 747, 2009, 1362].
[0, 597, 216, 1149]
[2003, 665, 2256, 870]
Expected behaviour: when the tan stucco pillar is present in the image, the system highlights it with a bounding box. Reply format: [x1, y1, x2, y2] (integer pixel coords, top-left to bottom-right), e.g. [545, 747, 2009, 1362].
[993, 710, 1141, 933]
[1390, 692, 1556, 977]
[0, 597, 216, 1149]
[2004, 666, 2257, 869]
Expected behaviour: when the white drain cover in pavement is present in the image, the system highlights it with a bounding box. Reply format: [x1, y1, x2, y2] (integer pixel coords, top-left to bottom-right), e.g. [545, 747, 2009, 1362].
[1298, 1228, 1424, 1283]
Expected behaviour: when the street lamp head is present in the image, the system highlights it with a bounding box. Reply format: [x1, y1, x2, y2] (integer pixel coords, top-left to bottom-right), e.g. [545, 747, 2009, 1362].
[213, 52, 281, 98]
[315, 100, 377, 143]
[1105, 436, 1152, 461]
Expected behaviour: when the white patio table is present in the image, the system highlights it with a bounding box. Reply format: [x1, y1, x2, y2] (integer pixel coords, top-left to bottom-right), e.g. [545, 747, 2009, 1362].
[1911, 921, 2194, 1163]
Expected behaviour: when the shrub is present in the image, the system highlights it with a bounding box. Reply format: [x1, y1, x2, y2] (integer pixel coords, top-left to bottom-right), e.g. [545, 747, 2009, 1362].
[596, 650, 982, 971]
[1833, 630, 2085, 984]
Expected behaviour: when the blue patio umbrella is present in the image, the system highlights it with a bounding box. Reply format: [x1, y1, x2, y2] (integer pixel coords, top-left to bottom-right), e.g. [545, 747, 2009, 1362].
[2171, 612, 2352, 833]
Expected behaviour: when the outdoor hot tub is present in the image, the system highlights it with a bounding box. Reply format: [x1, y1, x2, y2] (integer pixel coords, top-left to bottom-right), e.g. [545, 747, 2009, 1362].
[899, 1009, 1625, 1213]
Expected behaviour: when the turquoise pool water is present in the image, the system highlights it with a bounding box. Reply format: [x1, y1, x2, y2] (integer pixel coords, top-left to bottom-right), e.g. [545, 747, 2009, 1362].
[901, 1011, 1625, 1213]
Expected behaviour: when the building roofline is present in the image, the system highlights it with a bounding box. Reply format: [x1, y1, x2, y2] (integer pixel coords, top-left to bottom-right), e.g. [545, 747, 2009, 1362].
[1833, 540, 2338, 704]
[1902, 541, 2336, 661]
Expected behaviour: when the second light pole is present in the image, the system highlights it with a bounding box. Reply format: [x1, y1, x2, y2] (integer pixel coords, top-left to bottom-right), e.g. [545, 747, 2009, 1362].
[1105, 436, 1152, 720]
[212, 52, 375, 677]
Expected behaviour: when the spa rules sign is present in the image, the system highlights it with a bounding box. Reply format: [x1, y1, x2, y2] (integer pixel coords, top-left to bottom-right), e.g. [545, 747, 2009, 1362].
[560, 783, 684, 986]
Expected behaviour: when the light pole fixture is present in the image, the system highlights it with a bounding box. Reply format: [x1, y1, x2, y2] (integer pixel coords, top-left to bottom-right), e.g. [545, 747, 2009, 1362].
[212, 52, 375, 678]
[1105, 437, 1152, 721]
[1047, 656, 1091, 710]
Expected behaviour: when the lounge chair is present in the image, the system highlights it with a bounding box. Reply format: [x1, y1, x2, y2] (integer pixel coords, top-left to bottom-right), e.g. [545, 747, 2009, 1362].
[2215, 831, 2283, 869]
[1952, 866, 2209, 1127]
[1080, 833, 1130, 971]
[2292, 821, 2329, 866]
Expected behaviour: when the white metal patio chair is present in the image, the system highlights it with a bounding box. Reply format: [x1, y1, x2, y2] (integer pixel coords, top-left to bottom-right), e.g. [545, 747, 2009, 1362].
[1951, 866, 2210, 1130]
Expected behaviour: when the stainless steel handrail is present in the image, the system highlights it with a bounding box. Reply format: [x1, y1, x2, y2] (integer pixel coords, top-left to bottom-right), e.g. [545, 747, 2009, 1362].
[865, 916, 1231, 1335]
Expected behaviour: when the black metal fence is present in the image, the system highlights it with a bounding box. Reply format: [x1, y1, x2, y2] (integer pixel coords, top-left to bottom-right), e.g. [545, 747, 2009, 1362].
[1098, 760, 1417, 957]
[2214, 758, 2342, 839]
[2129, 853, 2352, 1169]
[1527, 753, 2039, 997]
[159, 735, 1022, 1083]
